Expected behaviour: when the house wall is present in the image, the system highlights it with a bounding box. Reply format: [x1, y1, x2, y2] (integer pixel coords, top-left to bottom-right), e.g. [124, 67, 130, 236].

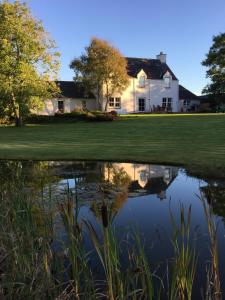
[69, 98, 97, 111]
[36, 98, 97, 115]
[103, 70, 179, 114]
[104, 163, 177, 187]
[149, 79, 179, 112]
[179, 99, 200, 112]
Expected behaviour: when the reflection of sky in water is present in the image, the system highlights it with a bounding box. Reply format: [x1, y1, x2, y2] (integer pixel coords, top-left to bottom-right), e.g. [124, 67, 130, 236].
[60, 178, 76, 189]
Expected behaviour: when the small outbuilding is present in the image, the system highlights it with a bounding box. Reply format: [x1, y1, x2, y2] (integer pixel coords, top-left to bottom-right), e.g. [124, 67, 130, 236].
[37, 81, 96, 115]
[179, 85, 200, 112]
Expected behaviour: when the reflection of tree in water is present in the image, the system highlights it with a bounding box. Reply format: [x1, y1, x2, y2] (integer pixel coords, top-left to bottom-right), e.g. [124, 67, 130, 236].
[0, 160, 59, 194]
[201, 181, 225, 221]
[90, 164, 132, 218]
[183, 166, 225, 221]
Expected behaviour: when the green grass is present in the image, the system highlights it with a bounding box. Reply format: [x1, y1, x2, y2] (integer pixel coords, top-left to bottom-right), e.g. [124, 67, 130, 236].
[0, 114, 225, 172]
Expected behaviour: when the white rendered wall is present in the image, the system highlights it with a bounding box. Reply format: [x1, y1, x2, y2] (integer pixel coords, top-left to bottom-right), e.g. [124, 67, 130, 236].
[36, 98, 96, 115]
[104, 69, 179, 114]
[149, 79, 179, 112]
[179, 99, 200, 112]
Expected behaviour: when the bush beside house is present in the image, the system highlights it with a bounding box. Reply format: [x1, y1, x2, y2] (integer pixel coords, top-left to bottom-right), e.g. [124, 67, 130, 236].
[24, 110, 117, 124]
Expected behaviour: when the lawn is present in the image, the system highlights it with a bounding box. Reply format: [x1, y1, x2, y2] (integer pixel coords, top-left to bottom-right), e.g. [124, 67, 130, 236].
[0, 114, 225, 174]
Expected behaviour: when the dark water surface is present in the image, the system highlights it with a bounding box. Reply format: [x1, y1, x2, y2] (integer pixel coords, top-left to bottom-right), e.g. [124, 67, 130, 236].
[1, 160, 225, 298]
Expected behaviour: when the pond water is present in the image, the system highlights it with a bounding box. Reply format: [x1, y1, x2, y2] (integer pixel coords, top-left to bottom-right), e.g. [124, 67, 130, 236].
[1, 160, 225, 299]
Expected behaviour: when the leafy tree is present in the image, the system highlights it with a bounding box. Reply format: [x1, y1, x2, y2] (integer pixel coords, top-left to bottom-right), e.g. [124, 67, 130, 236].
[202, 33, 225, 106]
[0, 0, 60, 126]
[70, 38, 129, 111]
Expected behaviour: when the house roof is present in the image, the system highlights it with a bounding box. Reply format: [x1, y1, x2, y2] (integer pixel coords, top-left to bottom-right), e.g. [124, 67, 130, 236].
[126, 57, 178, 80]
[56, 81, 95, 99]
[198, 95, 211, 103]
[179, 85, 199, 100]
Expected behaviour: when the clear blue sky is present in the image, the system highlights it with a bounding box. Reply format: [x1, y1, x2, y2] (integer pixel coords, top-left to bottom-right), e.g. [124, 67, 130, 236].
[29, 0, 225, 95]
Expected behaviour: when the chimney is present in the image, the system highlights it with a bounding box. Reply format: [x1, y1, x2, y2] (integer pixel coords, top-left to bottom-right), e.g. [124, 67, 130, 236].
[156, 52, 166, 63]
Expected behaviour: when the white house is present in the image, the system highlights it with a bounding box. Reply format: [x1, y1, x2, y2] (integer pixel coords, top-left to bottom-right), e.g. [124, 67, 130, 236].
[37, 52, 199, 115]
[103, 52, 180, 113]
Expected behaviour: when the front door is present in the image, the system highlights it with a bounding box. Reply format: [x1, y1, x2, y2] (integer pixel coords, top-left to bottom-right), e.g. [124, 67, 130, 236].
[138, 98, 145, 112]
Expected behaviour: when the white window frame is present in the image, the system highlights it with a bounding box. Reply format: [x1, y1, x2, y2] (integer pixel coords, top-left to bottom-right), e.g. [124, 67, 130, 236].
[139, 75, 146, 88]
[138, 98, 145, 112]
[183, 100, 190, 106]
[163, 73, 171, 88]
[108, 97, 121, 109]
[162, 98, 172, 110]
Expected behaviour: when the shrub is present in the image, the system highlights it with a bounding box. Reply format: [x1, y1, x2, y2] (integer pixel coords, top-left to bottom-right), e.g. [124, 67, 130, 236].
[92, 113, 114, 122]
[26, 111, 116, 124]
[91, 111, 117, 121]
[26, 114, 78, 124]
[110, 110, 118, 117]
[0, 117, 11, 125]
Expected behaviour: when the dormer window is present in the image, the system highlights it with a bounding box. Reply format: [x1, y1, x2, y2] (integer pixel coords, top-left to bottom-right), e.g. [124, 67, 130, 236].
[164, 76, 171, 88]
[163, 72, 172, 88]
[139, 75, 146, 88]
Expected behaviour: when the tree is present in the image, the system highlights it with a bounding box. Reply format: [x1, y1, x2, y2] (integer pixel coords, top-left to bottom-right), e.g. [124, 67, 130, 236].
[70, 38, 129, 111]
[202, 33, 225, 107]
[0, 0, 60, 126]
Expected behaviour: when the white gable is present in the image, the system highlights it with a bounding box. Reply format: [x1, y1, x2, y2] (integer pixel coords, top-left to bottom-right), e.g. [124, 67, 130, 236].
[137, 69, 147, 78]
[163, 70, 172, 79]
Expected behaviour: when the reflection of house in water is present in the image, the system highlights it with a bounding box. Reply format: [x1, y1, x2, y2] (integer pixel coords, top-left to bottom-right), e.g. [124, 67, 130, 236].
[104, 163, 178, 200]
[37, 161, 178, 204]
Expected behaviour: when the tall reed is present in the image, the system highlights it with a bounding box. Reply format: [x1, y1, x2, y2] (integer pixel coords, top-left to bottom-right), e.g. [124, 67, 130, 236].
[84, 202, 124, 299]
[58, 182, 96, 299]
[169, 204, 197, 300]
[0, 181, 56, 299]
[84, 201, 156, 299]
[201, 195, 222, 300]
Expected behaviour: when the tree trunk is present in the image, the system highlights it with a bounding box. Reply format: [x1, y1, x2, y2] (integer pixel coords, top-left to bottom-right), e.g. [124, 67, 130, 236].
[15, 115, 23, 127]
[11, 93, 23, 127]
[97, 94, 102, 111]
[104, 97, 108, 112]
[104, 84, 109, 112]
[97, 84, 104, 111]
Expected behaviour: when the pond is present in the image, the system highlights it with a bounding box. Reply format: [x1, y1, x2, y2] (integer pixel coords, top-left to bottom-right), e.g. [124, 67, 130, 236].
[0, 160, 225, 299]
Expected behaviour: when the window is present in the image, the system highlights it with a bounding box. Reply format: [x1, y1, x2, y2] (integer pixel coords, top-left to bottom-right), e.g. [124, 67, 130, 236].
[109, 97, 114, 108]
[162, 98, 172, 110]
[167, 98, 172, 108]
[139, 98, 145, 112]
[183, 100, 190, 106]
[139, 76, 146, 88]
[115, 98, 121, 108]
[82, 100, 87, 110]
[140, 170, 148, 182]
[164, 76, 171, 88]
[108, 97, 121, 109]
[164, 168, 170, 180]
[162, 98, 167, 108]
[58, 100, 64, 112]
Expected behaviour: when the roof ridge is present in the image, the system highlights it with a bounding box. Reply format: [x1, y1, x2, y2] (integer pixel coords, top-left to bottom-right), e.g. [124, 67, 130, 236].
[56, 80, 74, 83]
[126, 57, 159, 61]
